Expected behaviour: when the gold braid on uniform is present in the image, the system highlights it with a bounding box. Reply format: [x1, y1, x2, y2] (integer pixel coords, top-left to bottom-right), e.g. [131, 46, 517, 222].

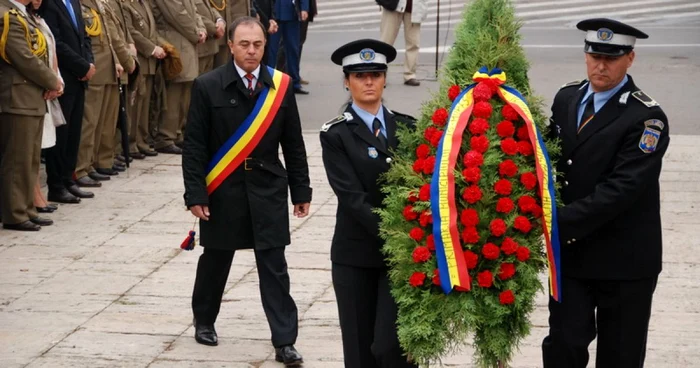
[85, 8, 103, 38]
[209, 0, 226, 11]
[0, 10, 48, 64]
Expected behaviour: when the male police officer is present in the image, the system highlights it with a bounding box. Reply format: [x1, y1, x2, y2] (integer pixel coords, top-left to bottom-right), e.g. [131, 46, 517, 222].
[543, 18, 670, 368]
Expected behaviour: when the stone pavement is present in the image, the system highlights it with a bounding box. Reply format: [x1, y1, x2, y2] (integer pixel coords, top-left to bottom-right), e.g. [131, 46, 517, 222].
[1, 133, 699, 368]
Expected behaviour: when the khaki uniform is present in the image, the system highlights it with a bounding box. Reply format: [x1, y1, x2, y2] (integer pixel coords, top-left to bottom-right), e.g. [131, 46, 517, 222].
[211, 0, 250, 67]
[124, 0, 164, 153]
[195, 0, 222, 75]
[0, 1, 59, 224]
[152, 0, 204, 149]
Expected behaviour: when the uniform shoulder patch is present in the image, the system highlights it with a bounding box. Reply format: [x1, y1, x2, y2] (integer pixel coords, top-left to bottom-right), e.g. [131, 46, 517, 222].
[631, 90, 659, 108]
[639, 126, 661, 153]
[560, 79, 586, 89]
[320, 112, 353, 132]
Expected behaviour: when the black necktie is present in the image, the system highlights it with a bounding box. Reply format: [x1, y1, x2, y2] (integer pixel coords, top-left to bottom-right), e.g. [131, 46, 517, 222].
[578, 94, 595, 134]
[372, 118, 387, 149]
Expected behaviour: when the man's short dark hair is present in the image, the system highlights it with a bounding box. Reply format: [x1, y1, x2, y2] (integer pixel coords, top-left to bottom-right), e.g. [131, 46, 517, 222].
[227, 16, 267, 41]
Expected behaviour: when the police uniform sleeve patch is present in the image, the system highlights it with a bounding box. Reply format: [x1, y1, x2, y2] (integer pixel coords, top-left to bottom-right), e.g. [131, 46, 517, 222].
[631, 91, 659, 108]
[639, 126, 661, 153]
[644, 118, 665, 130]
[320, 112, 353, 132]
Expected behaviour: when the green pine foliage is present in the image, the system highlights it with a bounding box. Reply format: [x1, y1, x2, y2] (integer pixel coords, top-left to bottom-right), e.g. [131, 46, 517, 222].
[377, 0, 561, 367]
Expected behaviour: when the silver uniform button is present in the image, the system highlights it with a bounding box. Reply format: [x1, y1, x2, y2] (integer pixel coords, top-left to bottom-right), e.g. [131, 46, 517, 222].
[386, 157, 392, 164]
[567, 159, 573, 165]
[564, 181, 569, 186]
[567, 240, 571, 244]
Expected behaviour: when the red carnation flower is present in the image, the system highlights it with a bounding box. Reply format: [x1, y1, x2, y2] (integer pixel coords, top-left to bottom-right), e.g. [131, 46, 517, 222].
[496, 197, 515, 214]
[473, 82, 494, 101]
[516, 246, 530, 262]
[469, 118, 490, 135]
[424, 126, 437, 142]
[520, 172, 537, 191]
[501, 237, 519, 255]
[514, 216, 532, 233]
[460, 208, 479, 227]
[463, 150, 484, 168]
[419, 184, 431, 201]
[461, 226, 480, 244]
[409, 272, 426, 287]
[412, 159, 425, 174]
[498, 160, 518, 178]
[517, 125, 530, 141]
[426, 234, 435, 251]
[462, 185, 483, 204]
[496, 120, 516, 138]
[501, 138, 518, 156]
[419, 210, 432, 227]
[518, 140, 534, 156]
[530, 205, 543, 218]
[494, 179, 513, 196]
[409, 227, 425, 241]
[470, 135, 490, 154]
[462, 167, 481, 184]
[499, 290, 515, 305]
[432, 269, 441, 286]
[416, 144, 431, 159]
[432, 107, 449, 126]
[429, 130, 443, 147]
[473, 101, 493, 119]
[477, 270, 493, 288]
[412, 246, 431, 263]
[408, 191, 419, 203]
[402, 205, 418, 221]
[490, 219, 507, 237]
[518, 195, 537, 212]
[498, 263, 516, 280]
[482, 243, 500, 260]
[464, 250, 478, 269]
[422, 156, 436, 175]
[448, 85, 461, 101]
[502, 104, 519, 121]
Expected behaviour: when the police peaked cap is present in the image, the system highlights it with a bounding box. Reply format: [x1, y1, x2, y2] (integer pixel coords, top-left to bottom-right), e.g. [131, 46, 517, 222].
[331, 39, 397, 73]
[576, 18, 649, 56]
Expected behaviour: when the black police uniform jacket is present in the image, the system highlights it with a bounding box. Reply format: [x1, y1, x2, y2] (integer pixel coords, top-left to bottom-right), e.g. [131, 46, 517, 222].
[320, 105, 415, 268]
[549, 75, 669, 280]
[182, 62, 312, 251]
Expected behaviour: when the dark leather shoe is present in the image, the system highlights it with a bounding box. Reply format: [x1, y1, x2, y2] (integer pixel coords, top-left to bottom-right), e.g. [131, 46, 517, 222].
[293, 87, 309, 95]
[36, 206, 55, 213]
[193, 319, 218, 346]
[76, 176, 102, 188]
[275, 345, 303, 367]
[129, 151, 146, 160]
[404, 78, 421, 86]
[3, 220, 40, 231]
[156, 145, 182, 154]
[48, 188, 81, 204]
[175, 141, 184, 149]
[115, 154, 133, 163]
[46, 204, 58, 210]
[67, 184, 95, 198]
[96, 167, 119, 176]
[30, 217, 53, 226]
[88, 171, 110, 181]
[140, 149, 158, 157]
[112, 164, 126, 172]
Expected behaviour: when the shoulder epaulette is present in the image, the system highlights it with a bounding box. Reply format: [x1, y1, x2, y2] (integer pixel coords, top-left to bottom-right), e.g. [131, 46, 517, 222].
[560, 79, 586, 89]
[320, 112, 352, 132]
[388, 109, 417, 124]
[631, 90, 659, 108]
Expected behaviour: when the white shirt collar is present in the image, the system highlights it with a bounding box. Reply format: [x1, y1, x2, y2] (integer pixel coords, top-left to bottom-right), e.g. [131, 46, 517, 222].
[233, 62, 261, 82]
[9, 0, 28, 15]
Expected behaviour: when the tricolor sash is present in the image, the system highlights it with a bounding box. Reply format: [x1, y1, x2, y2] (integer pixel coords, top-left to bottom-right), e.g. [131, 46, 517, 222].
[205, 66, 291, 194]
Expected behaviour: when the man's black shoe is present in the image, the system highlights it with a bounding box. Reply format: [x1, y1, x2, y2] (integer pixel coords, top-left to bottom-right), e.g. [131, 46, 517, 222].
[48, 188, 81, 204]
[193, 319, 218, 346]
[96, 168, 119, 176]
[112, 164, 126, 172]
[3, 221, 41, 231]
[66, 184, 94, 199]
[293, 88, 309, 95]
[130, 152, 146, 160]
[156, 145, 182, 154]
[88, 171, 110, 181]
[275, 345, 303, 367]
[76, 176, 102, 188]
[140, 149, 158, 157]
[30, 217, 53, 226]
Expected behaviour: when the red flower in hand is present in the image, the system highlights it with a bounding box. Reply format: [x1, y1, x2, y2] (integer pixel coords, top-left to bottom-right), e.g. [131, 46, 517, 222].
[517, 125, 530, 141]
[502, 104, 519, 121]
[477, 270, 493, 288]
[490, 219, 507, 237]
[448, 85, 461, 101]
[499, 290, 515, 305]
[470, 135, 490, 154]
[518, 140, 534, 156]
[461, 226, 480, 244]
[408, 191, 419, 203]
[432, 107, 449, 126]
[409, 272, 426, 287]
[501, 138, 518, 156]
[426, 234, 435, 251]
[520, 172, 537, 190]
[419, 184, 431, 201]
[419, 210, 432, 227]
[494, 179, 513, 196]
[482, 242, 500, 260]
[514, 216, 532, 233]
[424, 126, 437, 142]
[432, 269, 441, 286]
[429, 130, 443, 147]
[464, 250, 478, 269]
[462, 185, 483, 204]
[412, 246, 431, 263]
[460, 208, 479, 227]
[498, 160, 518, 178]
[516, 246, 530, 262]
[416, 144, 431, 159]
[496, 197, 515, 214]
[422, 156, 436, 175]
[409, 227, 425, 241]
[473, 82, 494, 101]
[462, 167, 481, 184]
[473, 101, 493, 119]
[498, 263, 516, 280]
[469, 118, 490, 135]
[463, 150, 484, 168]
[501, 237, 519, 255]
[496, 120, 516, 138]
[402, 205, 418, 221]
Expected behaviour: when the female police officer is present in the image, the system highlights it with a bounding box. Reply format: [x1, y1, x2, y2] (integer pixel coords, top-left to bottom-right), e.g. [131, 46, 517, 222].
[319, 39, 417, 368]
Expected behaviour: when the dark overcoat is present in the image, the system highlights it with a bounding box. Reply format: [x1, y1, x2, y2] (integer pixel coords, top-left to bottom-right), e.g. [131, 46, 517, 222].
[549, 75, 669, 280]
[320, 105, 415, 268]
[182, 63, 312, 250]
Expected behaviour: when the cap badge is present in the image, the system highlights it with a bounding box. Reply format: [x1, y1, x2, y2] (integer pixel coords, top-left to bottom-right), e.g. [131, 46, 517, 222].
[359, 48, 376, 63]
[597, 28, 614, 42]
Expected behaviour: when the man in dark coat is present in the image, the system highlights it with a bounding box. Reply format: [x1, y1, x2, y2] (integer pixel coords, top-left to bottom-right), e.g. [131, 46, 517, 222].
[182, 16, 310, 367]
[542, 18, 670, 368]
